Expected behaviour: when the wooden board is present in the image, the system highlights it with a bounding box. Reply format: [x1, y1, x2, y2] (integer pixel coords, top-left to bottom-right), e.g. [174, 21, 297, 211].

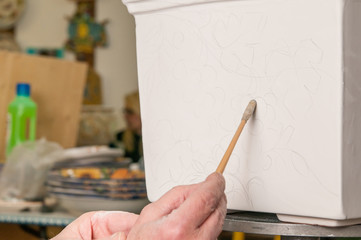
[0, 51, 88, 161]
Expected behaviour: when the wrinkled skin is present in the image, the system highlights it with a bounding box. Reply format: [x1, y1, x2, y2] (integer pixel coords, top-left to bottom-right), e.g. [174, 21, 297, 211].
[52, 172, 227, 240]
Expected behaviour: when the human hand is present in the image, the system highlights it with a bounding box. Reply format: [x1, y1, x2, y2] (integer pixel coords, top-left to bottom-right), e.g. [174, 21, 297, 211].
[51, 211, 138, 240]
[125, 172, 227, 240]
[52, 172, 226, 240]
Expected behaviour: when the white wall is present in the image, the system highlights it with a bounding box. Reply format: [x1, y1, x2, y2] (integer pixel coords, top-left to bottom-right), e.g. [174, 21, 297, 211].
[15, 0, 139, 128]
[96, 0, 139, 111]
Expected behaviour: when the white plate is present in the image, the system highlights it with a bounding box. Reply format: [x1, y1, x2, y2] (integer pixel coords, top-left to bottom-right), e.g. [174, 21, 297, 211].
[59, 146, 123, 161]
[53, 156, 119, 168]
[55, 195, 149, 216]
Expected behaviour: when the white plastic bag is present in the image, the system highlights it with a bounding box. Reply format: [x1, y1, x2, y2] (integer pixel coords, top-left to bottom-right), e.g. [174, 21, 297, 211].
[0, 138, 63, 201]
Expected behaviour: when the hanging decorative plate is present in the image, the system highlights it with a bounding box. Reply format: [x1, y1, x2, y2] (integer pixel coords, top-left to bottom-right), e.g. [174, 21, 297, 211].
[65, 2, 108, 54]
[0, 0, 25, 30]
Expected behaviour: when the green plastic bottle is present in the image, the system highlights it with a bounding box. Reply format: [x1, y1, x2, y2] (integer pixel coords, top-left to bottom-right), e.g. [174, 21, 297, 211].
[6, 83, 37, 156]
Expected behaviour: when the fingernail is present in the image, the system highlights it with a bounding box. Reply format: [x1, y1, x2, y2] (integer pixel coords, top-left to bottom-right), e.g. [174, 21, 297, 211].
[110, 232, 126, 240]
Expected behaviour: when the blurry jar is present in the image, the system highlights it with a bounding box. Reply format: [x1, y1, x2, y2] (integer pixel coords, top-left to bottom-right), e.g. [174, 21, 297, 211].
[77, 106, 119, 146]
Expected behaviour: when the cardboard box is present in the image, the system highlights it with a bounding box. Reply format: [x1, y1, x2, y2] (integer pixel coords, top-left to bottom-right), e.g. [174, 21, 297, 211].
[123, 0, 361, 225]
[0, 51, 88, 161]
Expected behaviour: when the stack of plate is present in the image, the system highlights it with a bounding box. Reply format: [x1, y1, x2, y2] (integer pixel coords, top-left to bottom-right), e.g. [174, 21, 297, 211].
[54, 146, 125, 168]
[46, 146, 149, 215]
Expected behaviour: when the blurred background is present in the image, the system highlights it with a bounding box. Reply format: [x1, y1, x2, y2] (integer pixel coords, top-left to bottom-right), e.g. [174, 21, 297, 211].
[0, 0, 143, 239]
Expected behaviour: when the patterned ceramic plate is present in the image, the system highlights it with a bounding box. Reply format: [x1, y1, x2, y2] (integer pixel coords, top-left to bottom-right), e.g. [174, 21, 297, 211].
[46, 179, 146, 192]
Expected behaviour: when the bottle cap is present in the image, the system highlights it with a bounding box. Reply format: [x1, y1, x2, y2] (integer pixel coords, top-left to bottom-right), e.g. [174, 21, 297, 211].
[16, 83, 30, 97]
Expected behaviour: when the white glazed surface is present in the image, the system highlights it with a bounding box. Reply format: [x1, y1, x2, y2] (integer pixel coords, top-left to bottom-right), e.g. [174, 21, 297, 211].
[124, 0, 361, 220]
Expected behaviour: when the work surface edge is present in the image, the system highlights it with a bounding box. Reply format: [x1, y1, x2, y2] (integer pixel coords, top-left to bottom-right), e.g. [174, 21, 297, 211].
[224, 212, 361, 237]
[0, 209, 76, 227]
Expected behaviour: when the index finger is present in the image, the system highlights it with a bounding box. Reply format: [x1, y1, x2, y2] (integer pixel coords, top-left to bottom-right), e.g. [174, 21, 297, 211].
[135, 183, 198, 225]
[168, 172, 225, 229]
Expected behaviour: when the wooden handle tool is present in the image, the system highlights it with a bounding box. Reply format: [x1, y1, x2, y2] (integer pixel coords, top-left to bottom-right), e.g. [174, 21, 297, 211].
[216, 100, 257, 174]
